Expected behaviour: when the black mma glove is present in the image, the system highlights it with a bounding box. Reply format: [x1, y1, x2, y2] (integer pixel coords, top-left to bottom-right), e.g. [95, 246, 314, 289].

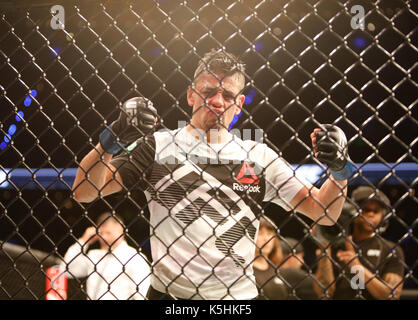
[99, 97, 158, 154]
[315, 124, 354, 180]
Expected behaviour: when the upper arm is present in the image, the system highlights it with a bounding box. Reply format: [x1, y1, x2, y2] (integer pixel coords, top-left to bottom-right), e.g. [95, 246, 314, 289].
[289, 177, 347, 226]
[262, 147, 313, 211]
[289, 186, 325, 223]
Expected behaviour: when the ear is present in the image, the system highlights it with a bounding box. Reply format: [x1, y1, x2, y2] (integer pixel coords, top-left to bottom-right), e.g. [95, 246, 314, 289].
[235, 94, 245, 115]
[187, 87, 195, 107]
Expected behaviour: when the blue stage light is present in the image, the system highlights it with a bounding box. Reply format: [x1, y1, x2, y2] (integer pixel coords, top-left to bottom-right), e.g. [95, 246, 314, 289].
[353, 36, 367, 48]
[228, 111, 243, 130]
[24, 96, 32, 107]
[254, 42, 263, 52]
[1, 90, 34, 150]
[24, 90, 36, 107]
[50, 46, 61, 56]
[16, 111, 24, 121]
[151, 47, 163, 56]
[8, 124, 16, 136]
[244, 95, 253, 105]
[244, 89, 257, 105]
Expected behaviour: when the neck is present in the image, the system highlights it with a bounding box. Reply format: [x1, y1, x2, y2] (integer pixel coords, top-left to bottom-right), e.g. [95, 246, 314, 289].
[101, 239, 124, 251]
[186, 124, 229, 144]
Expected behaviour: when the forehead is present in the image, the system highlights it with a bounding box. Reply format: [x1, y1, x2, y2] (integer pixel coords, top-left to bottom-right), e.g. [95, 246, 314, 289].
[194, 72, 241, 93]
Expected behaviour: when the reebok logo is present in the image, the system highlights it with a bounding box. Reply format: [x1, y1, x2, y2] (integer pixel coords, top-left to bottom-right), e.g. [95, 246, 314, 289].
[235, 162, 260, 185]
[233, 183, 261, 193]
[233, 162, 261, 193]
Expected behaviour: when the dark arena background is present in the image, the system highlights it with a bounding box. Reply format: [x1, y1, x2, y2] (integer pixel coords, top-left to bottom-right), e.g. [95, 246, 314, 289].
[0, 0, 416, 301]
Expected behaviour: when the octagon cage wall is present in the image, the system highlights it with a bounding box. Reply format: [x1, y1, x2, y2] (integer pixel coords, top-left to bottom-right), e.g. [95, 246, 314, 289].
[0, 0, 416, 300]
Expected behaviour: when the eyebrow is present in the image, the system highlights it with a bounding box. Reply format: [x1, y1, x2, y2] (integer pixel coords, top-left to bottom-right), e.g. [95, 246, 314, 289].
[200, 85, 238, 98]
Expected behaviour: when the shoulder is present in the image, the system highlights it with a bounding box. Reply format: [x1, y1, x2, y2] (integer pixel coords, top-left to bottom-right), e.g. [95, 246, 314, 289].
[379, 238, 405, 259]
[152, 128, 183, 154]
[364, 237, 405, 262]
[124, 245, 151, 264]
[154, 128, 180, 143]
[234, 136, 280, 162]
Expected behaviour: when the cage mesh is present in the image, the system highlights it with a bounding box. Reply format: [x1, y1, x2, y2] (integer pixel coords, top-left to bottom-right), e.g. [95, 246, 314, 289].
[0, 0, 416, 300]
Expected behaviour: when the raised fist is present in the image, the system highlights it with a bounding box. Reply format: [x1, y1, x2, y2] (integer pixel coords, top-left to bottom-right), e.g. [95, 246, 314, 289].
[311, 124, 354, 180]
[99, 97, 158, 154]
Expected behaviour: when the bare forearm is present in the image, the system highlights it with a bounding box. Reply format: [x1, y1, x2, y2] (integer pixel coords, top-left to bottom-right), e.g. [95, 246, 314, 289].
[314, 255, 336, 298]
[72, 143, 113, 202]
[316, 177, 347, 225]
[291, 177, 347, 226]
[362, 267, 401, 300]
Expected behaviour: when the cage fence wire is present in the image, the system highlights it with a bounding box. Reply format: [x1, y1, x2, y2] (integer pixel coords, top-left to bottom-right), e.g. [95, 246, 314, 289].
[0, 0, 416, 300]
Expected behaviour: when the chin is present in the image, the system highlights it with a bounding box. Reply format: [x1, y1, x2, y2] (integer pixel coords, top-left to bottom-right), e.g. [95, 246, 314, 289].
[203, 119, 224, 131]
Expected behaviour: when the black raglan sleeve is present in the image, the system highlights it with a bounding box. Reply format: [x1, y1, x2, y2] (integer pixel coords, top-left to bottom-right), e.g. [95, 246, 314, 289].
[110, 135, 156, 191]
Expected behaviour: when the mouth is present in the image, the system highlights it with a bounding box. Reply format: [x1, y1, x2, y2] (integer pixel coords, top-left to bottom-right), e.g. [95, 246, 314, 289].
[360, 216, 375, 227]
[205, 105, 225, 116]
[204, 107, 226, 125]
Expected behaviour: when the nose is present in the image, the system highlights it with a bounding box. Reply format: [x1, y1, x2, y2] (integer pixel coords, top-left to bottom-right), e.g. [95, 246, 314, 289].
[208, 90, 224, 109]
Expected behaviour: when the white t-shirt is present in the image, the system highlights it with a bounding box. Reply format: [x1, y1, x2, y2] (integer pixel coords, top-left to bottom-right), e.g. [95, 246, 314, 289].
[61, 240, 150, 300]
[111, 127, 309, 299]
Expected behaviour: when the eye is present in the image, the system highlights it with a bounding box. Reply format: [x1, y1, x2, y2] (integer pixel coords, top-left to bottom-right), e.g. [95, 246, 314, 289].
[201, 89, 216, 99]
[223, 93, 235, 101]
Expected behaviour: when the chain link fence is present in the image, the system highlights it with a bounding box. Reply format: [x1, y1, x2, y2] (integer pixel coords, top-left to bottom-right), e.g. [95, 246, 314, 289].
[0, 0, 416, 300]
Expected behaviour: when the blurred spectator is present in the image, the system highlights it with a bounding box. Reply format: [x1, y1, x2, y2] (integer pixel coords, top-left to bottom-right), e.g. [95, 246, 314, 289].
[278, 237, 317, 300]
[60, 212, 150, 300]
[314, 186, 405, 299]
[253, 217, 288, 300]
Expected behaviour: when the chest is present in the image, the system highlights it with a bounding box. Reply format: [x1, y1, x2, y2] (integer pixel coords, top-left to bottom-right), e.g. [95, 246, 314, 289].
[333, 242, 386, 272]
[150, 158, 267, 208]
[358, 246, 385, 271]
[90, 252, 130, 275]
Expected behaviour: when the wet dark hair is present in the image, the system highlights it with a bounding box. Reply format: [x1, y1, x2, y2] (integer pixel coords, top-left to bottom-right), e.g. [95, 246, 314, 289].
[194, 49, 246, 90]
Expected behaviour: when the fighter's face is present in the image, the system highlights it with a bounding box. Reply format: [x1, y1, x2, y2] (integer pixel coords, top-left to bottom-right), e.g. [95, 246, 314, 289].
[354, 200, 384, 233]
[187, 72, 245, 132]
